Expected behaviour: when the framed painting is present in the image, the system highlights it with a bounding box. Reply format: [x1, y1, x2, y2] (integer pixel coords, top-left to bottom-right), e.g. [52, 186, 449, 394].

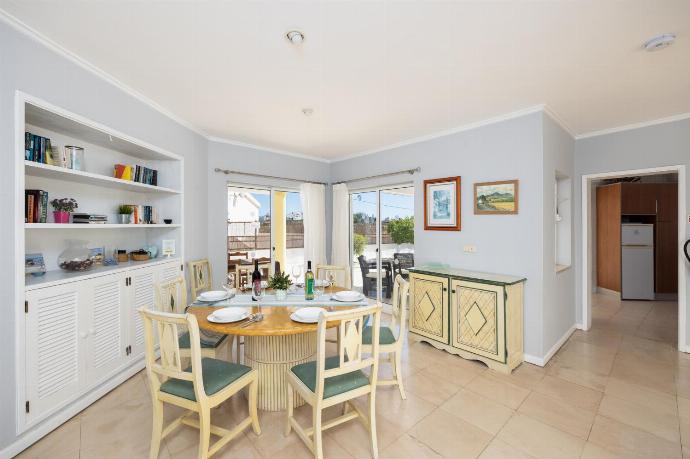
[424, 176, 461, 231]
[474, 180, 519, 215]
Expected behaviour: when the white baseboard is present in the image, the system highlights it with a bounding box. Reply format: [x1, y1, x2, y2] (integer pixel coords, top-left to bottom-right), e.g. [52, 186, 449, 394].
[1, 358, 145, 459]
[596, 286, 620, 298]
[523, 325, 577, 367]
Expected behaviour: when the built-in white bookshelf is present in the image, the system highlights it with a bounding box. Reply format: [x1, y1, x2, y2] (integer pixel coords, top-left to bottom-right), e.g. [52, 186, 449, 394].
[20, 97, 185, 280]
[15, 92, 186, 436]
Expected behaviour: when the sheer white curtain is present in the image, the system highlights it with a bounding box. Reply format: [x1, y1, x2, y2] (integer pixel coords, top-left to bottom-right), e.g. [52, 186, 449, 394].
[331, 183, 351, 288]
[300, 183, 327, 267]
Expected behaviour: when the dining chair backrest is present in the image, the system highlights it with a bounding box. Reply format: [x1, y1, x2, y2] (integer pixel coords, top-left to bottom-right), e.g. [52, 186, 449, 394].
[390, 275, 409, 341]
[315, 304, 382, 400]
[393, 253, 414, 276]
[139, 308, 206, 402]
[189, 259, 212, 299]
[315, 264, 350, 289]
[156, 276, 188, 314]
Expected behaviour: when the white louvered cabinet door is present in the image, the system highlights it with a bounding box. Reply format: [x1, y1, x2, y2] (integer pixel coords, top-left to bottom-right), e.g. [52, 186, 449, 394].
[158, 260, 182, 284]
[25, 283, 83, 423]
[83, 273, 127, 385]
[127, 265, 157, 358]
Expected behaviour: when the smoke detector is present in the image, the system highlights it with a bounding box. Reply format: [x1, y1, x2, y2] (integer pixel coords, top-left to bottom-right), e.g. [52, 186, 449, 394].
[286, 30, 305, 45]
[643, 33, 676, 51]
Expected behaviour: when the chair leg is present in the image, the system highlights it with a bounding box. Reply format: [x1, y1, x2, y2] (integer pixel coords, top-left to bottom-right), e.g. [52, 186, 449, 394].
[198, 408, 211, 459]
[236, 336, 242, 364]
[285, 383, 293, 436]
[394, 350, 406, 400]
[249, 377, 261, 435]
[313, 406, 323, 459]
[368, 393, 378, 459]
[149, 400, 164, 459]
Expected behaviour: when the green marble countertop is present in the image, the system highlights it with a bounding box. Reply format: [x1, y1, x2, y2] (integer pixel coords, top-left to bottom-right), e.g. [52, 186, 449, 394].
[408, 265, 526, 286]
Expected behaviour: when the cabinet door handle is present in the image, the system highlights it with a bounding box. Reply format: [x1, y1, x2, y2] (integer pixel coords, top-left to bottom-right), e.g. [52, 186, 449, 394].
[443, 287, 447, 292]
[79, 331, 88, 339]
[451, 289, 456, 294]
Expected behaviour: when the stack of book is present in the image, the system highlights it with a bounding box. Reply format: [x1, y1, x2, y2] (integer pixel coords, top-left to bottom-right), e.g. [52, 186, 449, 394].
[113, 164, 158, 186]
[72, 214, 108, 224]
[25, 189, 48, 223]
[126, 205, 158, 224]
[25, 132, 55, 164]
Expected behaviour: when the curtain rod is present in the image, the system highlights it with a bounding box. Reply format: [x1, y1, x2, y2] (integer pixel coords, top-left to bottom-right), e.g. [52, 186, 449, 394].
[333, 167, 421, 185]
[213, 166, 421, 186]
[213, 168, 328, 185]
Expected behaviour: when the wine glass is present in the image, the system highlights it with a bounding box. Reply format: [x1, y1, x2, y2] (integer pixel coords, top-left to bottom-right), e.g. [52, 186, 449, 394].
[291, 265, 302, 284]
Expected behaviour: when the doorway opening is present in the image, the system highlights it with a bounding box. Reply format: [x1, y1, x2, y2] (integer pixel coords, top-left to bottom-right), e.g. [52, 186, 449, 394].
[350, 185, 415, 305]
[582, 165, 687, 352]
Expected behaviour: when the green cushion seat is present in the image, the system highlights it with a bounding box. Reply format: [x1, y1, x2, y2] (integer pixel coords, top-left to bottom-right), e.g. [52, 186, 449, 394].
[290, 356, 369, 398]
[160, 358, 251, 401]
[362, 326, 396, 345]
[178, 331, 227, 349]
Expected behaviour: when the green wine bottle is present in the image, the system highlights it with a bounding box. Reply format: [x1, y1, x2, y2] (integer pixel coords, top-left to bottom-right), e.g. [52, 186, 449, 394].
[305, 260, 314, 300]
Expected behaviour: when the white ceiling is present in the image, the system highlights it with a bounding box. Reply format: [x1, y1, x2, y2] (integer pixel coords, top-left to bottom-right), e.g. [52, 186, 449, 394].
[2, 0, 689, 160]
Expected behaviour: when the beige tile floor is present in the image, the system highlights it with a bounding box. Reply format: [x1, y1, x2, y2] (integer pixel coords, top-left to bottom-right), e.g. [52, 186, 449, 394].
[17, 293, 690, 459]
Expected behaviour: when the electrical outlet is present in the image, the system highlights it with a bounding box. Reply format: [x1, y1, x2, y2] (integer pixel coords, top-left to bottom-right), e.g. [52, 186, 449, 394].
[463, 245, 476, 253]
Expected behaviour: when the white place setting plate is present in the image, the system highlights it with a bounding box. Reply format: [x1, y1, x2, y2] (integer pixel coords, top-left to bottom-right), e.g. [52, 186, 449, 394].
[197, 290, 231, 302]
[331, 291, 365, 302]
[207, 307, 250, 323]
[290, 307, 326, 324]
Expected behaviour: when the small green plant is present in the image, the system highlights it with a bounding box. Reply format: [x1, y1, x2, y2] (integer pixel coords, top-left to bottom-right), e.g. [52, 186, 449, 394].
[118, 204, 133, 215]
[50, 198, 78, 212]
[268, 271, 292, 290]
[353, 233, 367, 256]
[388, 216, 414, 244]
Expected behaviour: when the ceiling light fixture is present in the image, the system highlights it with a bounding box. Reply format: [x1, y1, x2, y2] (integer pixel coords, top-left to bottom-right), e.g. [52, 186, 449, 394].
[302, 108, 314, 116]
[286, 30, 305, 45]
[643, 33, 676, 51]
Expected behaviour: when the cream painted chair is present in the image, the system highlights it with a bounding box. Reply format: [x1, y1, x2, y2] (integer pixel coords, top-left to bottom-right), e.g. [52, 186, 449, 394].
[189, 259, 213, 300]
[362, 275, 409, 399]
[285, 304, 382, 459]
[156, 276, 232, 360]
[315, 264, 350, 289]
[139, 308, 260, 459]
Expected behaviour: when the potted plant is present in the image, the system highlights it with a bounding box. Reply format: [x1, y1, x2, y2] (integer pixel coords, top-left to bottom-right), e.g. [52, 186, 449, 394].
[50, 198, 78, 223]
[268, 270, 292, 301]
[117, 204, 133, 224]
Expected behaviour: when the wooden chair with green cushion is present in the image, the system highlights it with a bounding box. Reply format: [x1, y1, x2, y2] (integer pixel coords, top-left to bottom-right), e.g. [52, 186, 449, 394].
[285, 303, 383, 459]
[139, 307, 260, 459]
[189, 258, 213, 300]
[362, 274, 409, 399]
[156, 276, 232, 361]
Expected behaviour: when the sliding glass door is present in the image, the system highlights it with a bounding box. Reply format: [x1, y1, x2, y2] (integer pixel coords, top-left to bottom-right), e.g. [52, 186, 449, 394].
[227, 185, 304, 286]
[350, 185, 414, 304]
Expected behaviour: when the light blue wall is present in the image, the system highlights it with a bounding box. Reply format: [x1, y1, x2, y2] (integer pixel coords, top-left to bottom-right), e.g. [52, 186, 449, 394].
[542, 113, 576, 355]
[331, 112, 548, 357]
[574, 118, 690, 348]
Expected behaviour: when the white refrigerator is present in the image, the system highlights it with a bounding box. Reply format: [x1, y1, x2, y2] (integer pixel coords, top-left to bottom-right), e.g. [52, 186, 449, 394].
[621, 223, 655, 300]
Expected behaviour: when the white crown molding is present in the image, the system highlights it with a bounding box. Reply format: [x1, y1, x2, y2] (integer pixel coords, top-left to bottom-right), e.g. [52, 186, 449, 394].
[543, 106, 576, 139]
[330, 104, 548, 163]
[575, 112, 690, 140]
[207, 136, 331, 164]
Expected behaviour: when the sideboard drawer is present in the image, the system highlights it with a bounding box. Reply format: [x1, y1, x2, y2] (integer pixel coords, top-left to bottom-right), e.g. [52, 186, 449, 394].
[451, 280, 506, 363]
[409, 273, 449, 344]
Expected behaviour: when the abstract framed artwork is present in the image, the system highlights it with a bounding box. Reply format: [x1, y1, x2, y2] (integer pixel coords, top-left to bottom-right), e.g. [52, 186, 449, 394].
[474, 180, 519, 215]
[424, 176, 461, 231]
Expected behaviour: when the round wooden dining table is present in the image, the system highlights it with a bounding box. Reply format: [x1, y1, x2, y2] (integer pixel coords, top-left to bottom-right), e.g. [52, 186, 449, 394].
[188, 287, 361, 411]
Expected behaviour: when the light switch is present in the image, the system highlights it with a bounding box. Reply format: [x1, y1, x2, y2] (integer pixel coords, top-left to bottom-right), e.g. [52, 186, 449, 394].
[463, 245, 477, 253]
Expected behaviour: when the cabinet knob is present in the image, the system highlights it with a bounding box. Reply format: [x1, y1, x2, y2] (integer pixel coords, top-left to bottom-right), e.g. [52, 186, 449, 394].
[79, 331, 88, 339]
[89, 328, 96, 335]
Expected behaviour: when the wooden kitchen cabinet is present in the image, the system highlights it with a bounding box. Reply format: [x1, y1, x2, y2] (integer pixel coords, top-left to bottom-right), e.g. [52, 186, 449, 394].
[621, 183, 658, 215]
[656, 183, 678, 222]
[409, 267, 525, 373]
[656, 221, 678, 293]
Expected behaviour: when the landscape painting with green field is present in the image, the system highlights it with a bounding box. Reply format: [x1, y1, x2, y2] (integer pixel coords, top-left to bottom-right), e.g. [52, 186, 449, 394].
[474, 180, 518, 214]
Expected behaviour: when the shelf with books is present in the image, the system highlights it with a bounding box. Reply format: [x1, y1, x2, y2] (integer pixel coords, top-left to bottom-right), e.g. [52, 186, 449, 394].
[25, 223, 181, 229]
[25, 161, 181, 194]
